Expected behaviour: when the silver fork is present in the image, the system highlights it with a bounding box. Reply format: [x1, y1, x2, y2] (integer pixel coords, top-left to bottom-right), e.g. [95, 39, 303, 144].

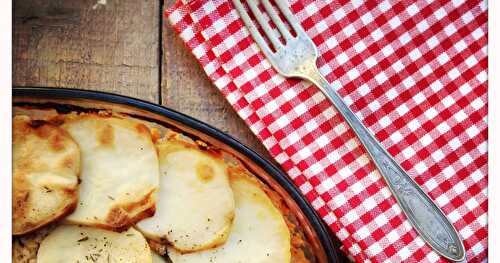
[233, 0, 465, 261]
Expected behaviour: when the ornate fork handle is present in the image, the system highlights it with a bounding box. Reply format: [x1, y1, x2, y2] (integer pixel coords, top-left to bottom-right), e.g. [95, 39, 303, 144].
[303, 65, 465, 261]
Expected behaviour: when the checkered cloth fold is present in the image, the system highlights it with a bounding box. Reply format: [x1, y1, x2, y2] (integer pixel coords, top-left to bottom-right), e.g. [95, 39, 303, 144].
[165, 0, 487, 262]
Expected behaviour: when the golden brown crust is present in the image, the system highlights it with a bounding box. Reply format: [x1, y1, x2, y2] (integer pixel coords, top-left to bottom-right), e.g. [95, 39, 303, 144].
[97, 123, 115, 147]
[13, 116, 80, 235]
[135, 123, 151, 135]
[195, 163, 215, 183]
[148, 239, 168, 256]
[100, 190, 157, 232]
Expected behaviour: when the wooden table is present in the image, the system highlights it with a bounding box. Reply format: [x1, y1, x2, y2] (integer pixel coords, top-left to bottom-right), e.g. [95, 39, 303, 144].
[13, 0, 270, 159]
[13, 0, 347, 260]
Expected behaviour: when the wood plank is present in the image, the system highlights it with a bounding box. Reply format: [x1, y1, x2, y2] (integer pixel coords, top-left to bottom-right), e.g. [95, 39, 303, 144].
[161, 3, 272, 161]
[13, 0, 160, 103]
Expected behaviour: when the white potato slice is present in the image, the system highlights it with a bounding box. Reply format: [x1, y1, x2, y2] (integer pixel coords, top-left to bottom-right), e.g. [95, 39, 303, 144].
[13, 115, 80, 235]
[62, 114, 159, 230]
[37, 225, 152, 263]
[167, 171, 291, 263]
[137, 139, 235, 252]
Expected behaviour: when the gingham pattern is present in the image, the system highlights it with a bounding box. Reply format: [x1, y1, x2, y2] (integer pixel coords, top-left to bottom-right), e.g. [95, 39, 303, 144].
[166, 0, 487, 262]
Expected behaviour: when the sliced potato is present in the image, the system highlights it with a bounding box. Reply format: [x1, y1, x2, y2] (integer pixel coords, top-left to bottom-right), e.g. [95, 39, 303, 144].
[13, 115, 80, 235]
[37, 225, 151, 263]
[137, 138, 235, 252]
[167, 171, 291, 263]
[62, 113, 159, 230]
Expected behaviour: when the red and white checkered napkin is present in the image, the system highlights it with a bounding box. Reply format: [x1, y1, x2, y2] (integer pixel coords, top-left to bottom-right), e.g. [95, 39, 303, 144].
[166, 0, 487, 262]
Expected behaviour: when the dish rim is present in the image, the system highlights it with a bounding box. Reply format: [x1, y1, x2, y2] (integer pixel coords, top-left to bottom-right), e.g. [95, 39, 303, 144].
[13, 87, 341, 263]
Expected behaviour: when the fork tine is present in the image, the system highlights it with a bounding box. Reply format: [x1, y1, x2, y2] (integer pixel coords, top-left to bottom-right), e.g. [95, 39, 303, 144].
[233, 0, 275, 57]
[246, 0, 282, 50]
[273, 0, 307, 37]
[261, 0, 293, 41]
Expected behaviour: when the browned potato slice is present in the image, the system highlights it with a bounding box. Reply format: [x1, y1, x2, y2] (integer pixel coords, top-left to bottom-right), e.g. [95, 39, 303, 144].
[13, 115, 80, 235]
[137, 138, 235, 252]
[62, 113, 159, 230]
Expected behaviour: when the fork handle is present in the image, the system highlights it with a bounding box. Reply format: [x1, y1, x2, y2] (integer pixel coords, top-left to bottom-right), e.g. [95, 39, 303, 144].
[304, 66, 465, 261]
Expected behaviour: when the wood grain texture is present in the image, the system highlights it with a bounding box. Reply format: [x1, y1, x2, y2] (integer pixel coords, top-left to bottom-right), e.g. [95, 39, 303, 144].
[161, 2, 272, 160]
[13, 0, 160, 103]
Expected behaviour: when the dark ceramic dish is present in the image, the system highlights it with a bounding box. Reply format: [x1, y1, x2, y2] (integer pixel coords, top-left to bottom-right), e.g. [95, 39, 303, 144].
[13, 87, 341, 263]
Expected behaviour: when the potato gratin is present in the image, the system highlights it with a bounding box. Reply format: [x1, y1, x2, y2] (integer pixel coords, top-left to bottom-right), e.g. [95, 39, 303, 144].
[13, 109, 316, 263]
